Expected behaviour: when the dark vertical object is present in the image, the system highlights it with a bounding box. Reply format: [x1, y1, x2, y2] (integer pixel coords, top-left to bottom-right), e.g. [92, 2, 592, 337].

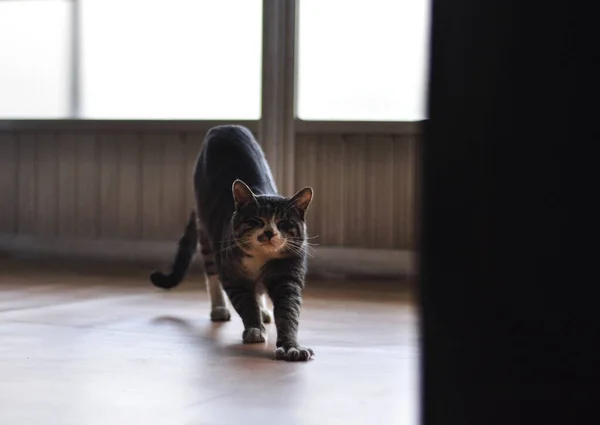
[420, 1, 592, 424]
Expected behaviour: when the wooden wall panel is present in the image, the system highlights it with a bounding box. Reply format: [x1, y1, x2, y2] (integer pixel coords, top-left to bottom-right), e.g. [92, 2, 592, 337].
[295, 134, 323, 244]
[140, 134, 164, 240]
[0, 129, 418, 250]
[75, 135, 99, 238]
[98, 134, 121, 239]
[366, 136, 395, 249]
[159, 133, 187, 240]
[16, 134, 37, 235]
[343, 136, 368, 247]
[184, 133, 204, 218]
[0, 134, 17, 233]
[35, 133, 58, 236]
[319, 135, 345, 246]
[57, 134, 78, 237]
[393, 135, 416, 249]
[117, 136, 141, 239]
[295, 133, 417, 250]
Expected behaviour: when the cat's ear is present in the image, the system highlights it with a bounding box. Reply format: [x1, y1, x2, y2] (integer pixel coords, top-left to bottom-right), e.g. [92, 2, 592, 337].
[290, 187, 313, 216]
[232, 179, 257, 210]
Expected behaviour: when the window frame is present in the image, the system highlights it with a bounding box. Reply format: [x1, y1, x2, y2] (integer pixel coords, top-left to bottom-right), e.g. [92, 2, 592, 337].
[0, 0, 424, 135]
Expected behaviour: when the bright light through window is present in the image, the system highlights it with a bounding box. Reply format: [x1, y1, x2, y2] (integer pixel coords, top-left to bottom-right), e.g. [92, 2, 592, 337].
[297, 0, 430, 121]
[0, 0, 72, 118]
[80, 0, 262, 120]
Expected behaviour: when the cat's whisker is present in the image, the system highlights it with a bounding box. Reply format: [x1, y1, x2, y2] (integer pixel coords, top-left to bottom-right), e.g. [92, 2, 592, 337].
[285, 238, 319, 249]
[220, 244, 236, 253]
[287, 238, 318, 246]
[283, 241, 302, 253]
[287, 246, 309, 258]
[303, 245, 318, 254]
[285, 241, 315, 257]
[287, 235, 319, 241]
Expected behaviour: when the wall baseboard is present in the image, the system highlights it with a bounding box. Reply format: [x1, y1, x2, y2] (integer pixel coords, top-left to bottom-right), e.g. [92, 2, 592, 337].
[0, 234, 415, 279]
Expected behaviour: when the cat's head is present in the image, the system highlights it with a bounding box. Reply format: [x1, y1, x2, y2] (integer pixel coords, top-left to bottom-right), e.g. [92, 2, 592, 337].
[230, 179, 313, 257]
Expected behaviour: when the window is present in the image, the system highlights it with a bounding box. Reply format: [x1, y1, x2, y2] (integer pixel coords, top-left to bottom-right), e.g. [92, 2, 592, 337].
[0, 0, 428, 122]
[297, 0, 430, 121]
[79, 0, 263, 119]
[0, 0, 72, 118]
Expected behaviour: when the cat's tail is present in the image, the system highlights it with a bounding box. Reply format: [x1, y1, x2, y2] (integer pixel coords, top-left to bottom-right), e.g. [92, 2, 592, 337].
[150, 210, 198, 290]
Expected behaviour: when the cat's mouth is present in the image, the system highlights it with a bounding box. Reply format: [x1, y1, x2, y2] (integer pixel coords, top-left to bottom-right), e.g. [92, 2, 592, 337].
[258, 239, 286, 252]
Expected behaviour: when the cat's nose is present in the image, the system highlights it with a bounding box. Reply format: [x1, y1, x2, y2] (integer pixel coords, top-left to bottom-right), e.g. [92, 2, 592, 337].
[264, 230, 274, 240]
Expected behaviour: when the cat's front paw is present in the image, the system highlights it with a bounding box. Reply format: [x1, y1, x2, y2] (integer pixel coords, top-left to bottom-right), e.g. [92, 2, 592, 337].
[210, 306, 231, 322]
[242, 327, 266, 344]
[274, 343, 314, 361]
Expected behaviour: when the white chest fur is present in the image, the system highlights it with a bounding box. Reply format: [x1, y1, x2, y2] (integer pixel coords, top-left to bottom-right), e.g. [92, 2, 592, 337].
[241, 255, 269, 282]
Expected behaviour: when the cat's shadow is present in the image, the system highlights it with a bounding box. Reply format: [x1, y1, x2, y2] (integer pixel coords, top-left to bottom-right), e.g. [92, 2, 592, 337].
[151, 315, 275, 360]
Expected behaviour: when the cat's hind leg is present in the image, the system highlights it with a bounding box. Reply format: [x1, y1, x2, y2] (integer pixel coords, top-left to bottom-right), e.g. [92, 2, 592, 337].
[198, 229, 230, 322]
[258, 293, 273, 324]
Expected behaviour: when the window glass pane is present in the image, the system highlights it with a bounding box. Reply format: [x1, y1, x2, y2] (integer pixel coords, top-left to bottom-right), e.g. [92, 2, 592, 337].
[80, 0, 262, 119]
[0, 0, 72, 118]
[297, 0, 430, 121]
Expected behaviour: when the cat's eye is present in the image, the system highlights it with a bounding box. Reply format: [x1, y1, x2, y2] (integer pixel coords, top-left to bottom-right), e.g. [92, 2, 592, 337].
[277, 220, 295, 232]
[243, 217, 263, 228]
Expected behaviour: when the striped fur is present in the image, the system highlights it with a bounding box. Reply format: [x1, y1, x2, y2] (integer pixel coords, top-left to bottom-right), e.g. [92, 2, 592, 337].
[150, 125, 314, 361]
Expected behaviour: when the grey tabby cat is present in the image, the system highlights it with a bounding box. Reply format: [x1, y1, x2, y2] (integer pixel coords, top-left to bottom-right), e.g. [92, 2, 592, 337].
[150, 125, 314, 361]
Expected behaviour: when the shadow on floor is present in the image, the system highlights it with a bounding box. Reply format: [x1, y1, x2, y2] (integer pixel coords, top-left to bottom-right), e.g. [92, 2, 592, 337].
[151, 315, 277, 361]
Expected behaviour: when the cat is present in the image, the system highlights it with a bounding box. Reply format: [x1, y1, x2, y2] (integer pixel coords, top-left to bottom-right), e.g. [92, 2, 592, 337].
[150, 125, 314, 361]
